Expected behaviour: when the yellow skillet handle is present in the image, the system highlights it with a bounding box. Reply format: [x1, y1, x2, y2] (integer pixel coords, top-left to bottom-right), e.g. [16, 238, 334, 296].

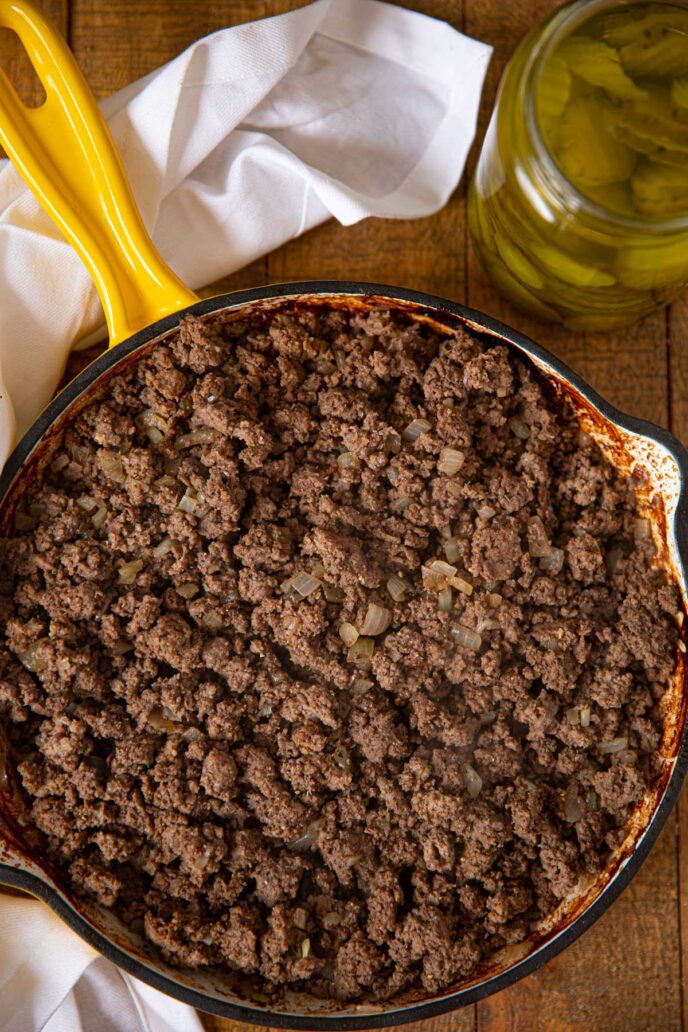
[0, 0, 199, 347]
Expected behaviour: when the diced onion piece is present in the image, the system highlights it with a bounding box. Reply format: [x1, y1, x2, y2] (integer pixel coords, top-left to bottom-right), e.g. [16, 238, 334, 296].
[97, 449, 125, 484]
[540, 548, 564, 574]
[177, 582, 199, 599]
[111, 640, 133, 655]
[323, 583, 345, 603]
[478, 505, 496, 519]
[178, 487, 205, 516]
[461, 762, 483, 798]
[339, 622, 359, 647]
[386, 574, 407, 602]
[118, 559, 143, 584]
[451, 623, 482, 651]
[316, 359, 337, 375]
[440, 524, 453, 540]
[600, 736, 628, 754]
[565, 707, 580, 724]
[348, 636, 374, 665]
[77, 495, 97, 513]
[487, 592, 502, 609]
[361, 604, 392, 636]
[337, 451, 359, 470]
[446, 481, 462, 498]
[147, 707, 179, 732]
[633, 517, 651, 540]
[586, 790, 598, 811]
[147, 427, 164, 444]
[449, 575, 473, 597]
[430, 559, 458, 578]
[18, 639, 49, 674]
[390, 496, 411, 513]
[322, 912, 341, 929]
[301, 938, 311, 959]
[443, 537, 462, 564]
[291, 572, 321, 598]
[91, 501, 107, 530]
[387, 467, 399, 486]
[175, 429, 219, 449]
[605, 547, 624, 578]
[617, 749, 638, 765]
[137, 409, 168, 433]
[508, 416, 531, 440]
[438, 587, 453, 612]
[288, 819, 324, 852]
[477, 616, 500, 633]
[564, 784, 583, 823]
[293, 907, 308, 930]
[402, 418, 432, 443]
[50, 453, 70, 474]
[422, 565, 446, 591]
[527, 516, 551, 557]
[577, 429, 592, 448]
[438, 447, 465, 476]
[203, 609, 223, 629]
[183, 727, 203, 742]
[62, 461, 82, 481]
[153, 536, 175, 558]
[385, 432, 402, 455]
[580, 706, 591, 728]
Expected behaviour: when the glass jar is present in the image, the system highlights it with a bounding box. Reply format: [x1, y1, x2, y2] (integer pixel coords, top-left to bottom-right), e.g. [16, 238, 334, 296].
[468, 0, 688, 331]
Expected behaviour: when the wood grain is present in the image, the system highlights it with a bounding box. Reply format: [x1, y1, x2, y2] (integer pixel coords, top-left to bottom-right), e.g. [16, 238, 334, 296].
[57, 0, 686, 1029]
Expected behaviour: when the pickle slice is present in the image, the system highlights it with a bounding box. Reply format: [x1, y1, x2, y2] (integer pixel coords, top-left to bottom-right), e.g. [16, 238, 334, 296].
[536, 56, 571, 134]
[558, 37, 644, 100]
[494, 234, 544, 289]
[672, 77, 688, 110]
[620, 29, 688, 79]
[603, 7, 688, 48]
[584, 181, 636, 214]
[616, 238, 688, 290]
[555, 96, 636, 188]
[632, 160, 688, 216]
[485, 259, 562, 322]
[614, 86, 688, 160]
[531, 243, 617, 287]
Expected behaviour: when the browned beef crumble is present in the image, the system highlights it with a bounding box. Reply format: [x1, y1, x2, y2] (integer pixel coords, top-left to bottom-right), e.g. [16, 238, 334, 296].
[0, 306, 680, 1002]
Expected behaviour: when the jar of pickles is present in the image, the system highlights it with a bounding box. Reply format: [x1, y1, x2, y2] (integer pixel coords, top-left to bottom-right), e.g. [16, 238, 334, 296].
[468, 0, 688, 330]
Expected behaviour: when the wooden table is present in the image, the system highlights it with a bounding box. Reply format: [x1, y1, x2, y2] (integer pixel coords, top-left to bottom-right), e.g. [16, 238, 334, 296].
[3, 1, 686, 1030]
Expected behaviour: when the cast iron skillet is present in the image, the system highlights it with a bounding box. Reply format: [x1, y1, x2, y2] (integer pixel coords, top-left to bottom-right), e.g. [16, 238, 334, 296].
[0, 2, 686, 1027]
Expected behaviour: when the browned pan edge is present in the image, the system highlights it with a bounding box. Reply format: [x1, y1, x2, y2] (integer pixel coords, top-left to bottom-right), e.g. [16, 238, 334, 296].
[0, 281, 686, 1029]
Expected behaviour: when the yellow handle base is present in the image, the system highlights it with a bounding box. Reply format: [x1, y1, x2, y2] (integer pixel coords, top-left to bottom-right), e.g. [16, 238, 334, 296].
[0, 1, 198, 346]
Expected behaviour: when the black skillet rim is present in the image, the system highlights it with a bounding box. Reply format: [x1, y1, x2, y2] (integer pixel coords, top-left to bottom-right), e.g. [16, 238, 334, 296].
[1, 280, 687, 1028]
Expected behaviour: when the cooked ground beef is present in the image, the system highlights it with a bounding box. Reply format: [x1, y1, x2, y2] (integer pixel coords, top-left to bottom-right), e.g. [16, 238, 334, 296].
[0, 304, 681, 1003]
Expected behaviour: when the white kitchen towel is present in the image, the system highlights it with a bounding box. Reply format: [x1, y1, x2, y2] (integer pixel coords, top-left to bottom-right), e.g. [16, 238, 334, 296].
[0, 0, 490, 465]
[0, 894, 204, 1032]
[0, 1, 491, 1028]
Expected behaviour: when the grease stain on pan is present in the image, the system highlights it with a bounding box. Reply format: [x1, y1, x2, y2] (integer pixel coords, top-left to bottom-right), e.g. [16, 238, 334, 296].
[0, 291, 686, 1022]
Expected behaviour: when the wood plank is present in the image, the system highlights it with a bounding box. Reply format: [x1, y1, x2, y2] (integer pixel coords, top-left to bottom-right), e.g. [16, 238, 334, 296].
[0, 0, 67, 127]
